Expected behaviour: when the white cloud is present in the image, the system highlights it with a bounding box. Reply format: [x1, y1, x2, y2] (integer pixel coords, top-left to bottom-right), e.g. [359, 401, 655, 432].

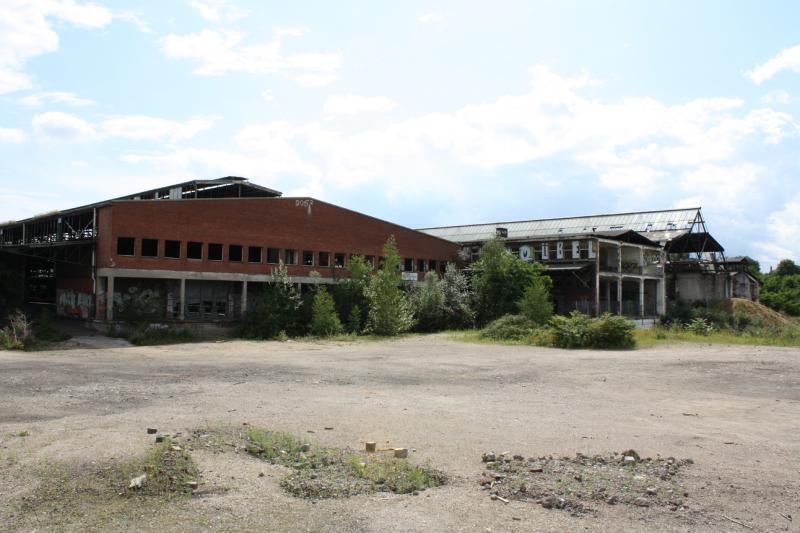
[162, 28, 342, 86]
[32, 111, 96, 142]
[188, 0, 247, 22]
[323, 94, 397, 116]
[761, 89, 791, 105]
[419, 11, 445, 24]
[757, 193, 800, 264]
[18, 91, 94, 107]
[116, 11, 152, 33]
[101, 115, 217, 142]
[746, 44, 800, 84]
[0, 0, 112, 94]
[679, 163, 763, 210]
[262, 90, 276, 103]
[0, 127, 25, 143]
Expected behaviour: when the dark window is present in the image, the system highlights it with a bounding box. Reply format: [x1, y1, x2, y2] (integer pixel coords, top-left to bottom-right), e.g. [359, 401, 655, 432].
[248, 246, 262, 263]
[285, 249, 297, 265]
[379, 256, 386, 269]
[208, 243, 223, 261]
[302, 250, 314, 266]
[117, 237, 135, 256]
[187, 241, 202, 259]
[428, 260, 437, 272]
[267, 247, 280, 264]
[334, 253, 345, 268]
[319, 252, 330, 267]
[165, 240, 181, 259]
[404, 258, 413, 272]
[141, 238, 158, 258]
[365, 255, 375, 268]
[440, 262, 447, 274]
[229, 244, 243, 262]
[417, 259, 427, 272]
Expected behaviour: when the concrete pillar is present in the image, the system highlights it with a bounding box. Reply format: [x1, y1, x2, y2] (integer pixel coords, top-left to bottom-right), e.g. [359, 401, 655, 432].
[241, 280, 248, 317]
[106, 275, 115, 321]
[617, 277, 623, 316]
[604, 279, 611, 313]
[179, 278, 186, 320]
[639, 278, 645, 317]
[594, 271, 600, 316]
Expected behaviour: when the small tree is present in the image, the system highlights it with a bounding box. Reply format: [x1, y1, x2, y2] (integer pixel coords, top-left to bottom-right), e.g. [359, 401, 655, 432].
[310, 288, 343, 337]
[365, 236, 414, 336]
[346, 305, 363, 334]
[331, 255, 371, 329]
[441, 263, 475, 328]
[517, 277, 553, 325]
[239, 261, 302, 338]
[412, 271, 446, 332]
[472, 238, 550, 325]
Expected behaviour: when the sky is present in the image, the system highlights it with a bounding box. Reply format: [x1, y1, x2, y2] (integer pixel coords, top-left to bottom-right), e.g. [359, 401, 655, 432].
[1, 0, 799, 269]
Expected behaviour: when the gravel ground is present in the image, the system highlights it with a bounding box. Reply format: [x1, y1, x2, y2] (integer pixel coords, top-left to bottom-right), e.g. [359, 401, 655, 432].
[0, 334, 798, 532]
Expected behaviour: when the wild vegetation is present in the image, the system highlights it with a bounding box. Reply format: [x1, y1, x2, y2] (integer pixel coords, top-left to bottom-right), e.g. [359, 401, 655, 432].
[760, 259, 800, 316]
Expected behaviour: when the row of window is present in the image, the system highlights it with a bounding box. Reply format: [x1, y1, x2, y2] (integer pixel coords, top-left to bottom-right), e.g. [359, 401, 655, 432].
[116, 237, 445, 272]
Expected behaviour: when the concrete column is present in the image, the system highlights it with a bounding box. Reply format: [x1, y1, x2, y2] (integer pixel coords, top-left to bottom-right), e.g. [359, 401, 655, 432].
[106, 275, 115, 321]
[617, 277, 623, 316]
[241, 280, 248, 317]
[604, 279, 611, 313]
[659, 279, 667, 316]
[179, 278, 186, 320]
[639, 278, 645, 317]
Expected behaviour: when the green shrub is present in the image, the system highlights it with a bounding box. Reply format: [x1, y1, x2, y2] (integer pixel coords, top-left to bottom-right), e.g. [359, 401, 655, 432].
[480, 314, 537, 341]
[686, 317, 713, 336]
[585, 313, 635, 349]
[517, 278, 553, 325]
[550, 312, 635, 349]
[0, 310, 31, 350]
[310, 289, 343, 337]
[412, 272, 447, 332]
[364, 236, 414, 336]
[441, 263, 475, 329]
[239, 262, 303, 339]
[346, 305, 362, 334]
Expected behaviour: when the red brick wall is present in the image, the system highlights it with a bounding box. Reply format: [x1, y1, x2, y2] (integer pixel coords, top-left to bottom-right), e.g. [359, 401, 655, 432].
[96, 198, 459, 278]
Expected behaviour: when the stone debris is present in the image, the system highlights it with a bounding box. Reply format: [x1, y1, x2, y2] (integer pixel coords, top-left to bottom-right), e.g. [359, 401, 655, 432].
[146, 428, 157, 434]
[478, 449, 694, 516]
[128, 474, 147, 489]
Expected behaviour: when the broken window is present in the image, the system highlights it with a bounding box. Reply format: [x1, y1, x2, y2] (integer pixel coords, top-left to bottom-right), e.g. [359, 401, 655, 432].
[572, 241, 580, 259]
[267, 248, 280, 264]
[319, 252, 330, 267]
[248, 246, 262, 263]
[285, 249, 297, 265]
[556, 242, 564, 260]
[141, 238, 158, 258]
[404, 258, 413, 271]
[208, 243, 223, 261]
[229, 244, 243, 262]
[302, 250, 314, 266]
[187, 241, 202, 259]
[541, 242, 549, 260]
[588, 240, 596, 259]
[428, 259, 437, 272]
[334, 253, 345, 268]
[165, 240, 181, 259]
[365, 255, 375, 268]
[117, 237, 135, 256]
[417, 259, 427, 272]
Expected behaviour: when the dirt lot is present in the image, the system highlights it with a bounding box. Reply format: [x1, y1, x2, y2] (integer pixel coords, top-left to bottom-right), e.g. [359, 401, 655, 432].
[1, 335, 798, 532]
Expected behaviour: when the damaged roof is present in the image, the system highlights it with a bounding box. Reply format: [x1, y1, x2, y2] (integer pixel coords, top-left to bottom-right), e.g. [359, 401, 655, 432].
[418, 207, 703, 244]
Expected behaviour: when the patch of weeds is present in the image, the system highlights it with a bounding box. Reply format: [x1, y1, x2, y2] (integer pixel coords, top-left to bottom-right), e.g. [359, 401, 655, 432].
[5, 440, 199, 531]
[193, 425, 445, 499]
[479, 450, 692, 516]
[127, 327, 198, 346]
[16, 430, 29, 437]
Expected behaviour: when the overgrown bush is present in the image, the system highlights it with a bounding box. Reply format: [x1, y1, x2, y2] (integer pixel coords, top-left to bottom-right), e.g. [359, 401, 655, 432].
[0, 310, 31, 350]
[310, 288, 343, 337]
[441, 263, 475, 329]
[411, 272, 447, 332]
[480, 314, 537, 341]
[517, 278, 553, 325]
[346, 305, 362, 334]
[364, 236, 414, 336]
[239, 262, 303, 339]
[331, 256, 371, 331]
[471, 238, 550, 325]
[550, 312, 635, 349]
[685, 317, 713, 336]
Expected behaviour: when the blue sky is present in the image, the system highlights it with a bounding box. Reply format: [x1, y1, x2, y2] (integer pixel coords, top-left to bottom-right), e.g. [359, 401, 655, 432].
[1, 0, 799, 268]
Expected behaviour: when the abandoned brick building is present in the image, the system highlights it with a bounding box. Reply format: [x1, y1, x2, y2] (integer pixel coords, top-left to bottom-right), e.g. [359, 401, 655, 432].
[0, 177, 459, 326]
[420, 207, 739, 318]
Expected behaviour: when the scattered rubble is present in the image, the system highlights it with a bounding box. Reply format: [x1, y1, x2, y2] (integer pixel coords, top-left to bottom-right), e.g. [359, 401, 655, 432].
[479, 450, 693, 516]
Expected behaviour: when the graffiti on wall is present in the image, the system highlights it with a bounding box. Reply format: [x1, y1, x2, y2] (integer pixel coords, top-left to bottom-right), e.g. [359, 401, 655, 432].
[57, 289, 93, 319]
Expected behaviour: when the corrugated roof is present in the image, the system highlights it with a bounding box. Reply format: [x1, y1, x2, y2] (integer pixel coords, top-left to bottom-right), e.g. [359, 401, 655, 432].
[418, 208, 702, 244]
